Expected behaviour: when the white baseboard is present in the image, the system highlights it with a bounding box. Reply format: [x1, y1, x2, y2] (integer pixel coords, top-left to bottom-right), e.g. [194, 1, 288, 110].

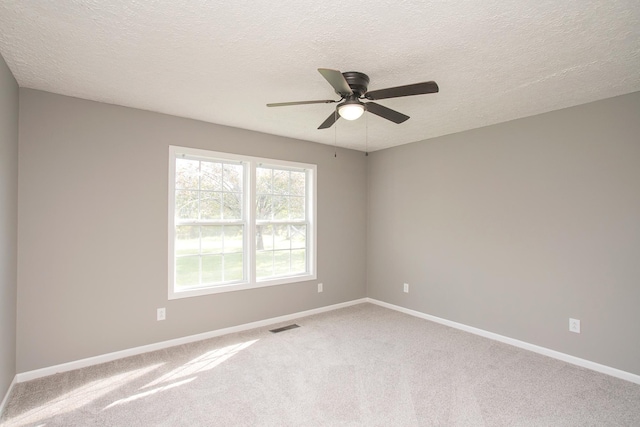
[366, 298, 640, 385]
[16, 297, 639, 386]
[17, 298, 368, 383]
[0, 375, 17, 416]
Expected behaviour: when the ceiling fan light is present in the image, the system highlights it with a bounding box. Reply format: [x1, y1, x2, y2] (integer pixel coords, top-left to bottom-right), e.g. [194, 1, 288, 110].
[338, 102, 365, 121]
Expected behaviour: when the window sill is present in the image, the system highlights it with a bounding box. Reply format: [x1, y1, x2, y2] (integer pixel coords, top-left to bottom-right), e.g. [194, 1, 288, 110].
[168, 273, 317, 300]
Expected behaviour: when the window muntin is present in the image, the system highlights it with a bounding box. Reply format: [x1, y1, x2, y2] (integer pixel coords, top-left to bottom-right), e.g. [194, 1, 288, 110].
[169, 146, 316, 299]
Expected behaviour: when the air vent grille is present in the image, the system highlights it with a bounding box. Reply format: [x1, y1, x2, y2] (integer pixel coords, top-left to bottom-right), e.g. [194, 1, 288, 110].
[269, 324, 300, 333]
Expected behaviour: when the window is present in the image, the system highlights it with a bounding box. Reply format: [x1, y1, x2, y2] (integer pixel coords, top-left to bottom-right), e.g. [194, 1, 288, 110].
[256, 166, 308, 280]
[168, 146, 316, 299]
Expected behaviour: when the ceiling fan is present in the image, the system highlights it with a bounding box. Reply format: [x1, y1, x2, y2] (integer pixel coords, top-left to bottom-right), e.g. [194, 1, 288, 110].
[267, 68, 439, 129]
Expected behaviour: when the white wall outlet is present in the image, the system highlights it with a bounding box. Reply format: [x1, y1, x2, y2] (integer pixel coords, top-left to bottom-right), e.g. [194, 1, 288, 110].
[157, 308, 166, 321]
[318, 282, 323, 293]
[403, 283, 409, 293]
[569, 318, 580, 333]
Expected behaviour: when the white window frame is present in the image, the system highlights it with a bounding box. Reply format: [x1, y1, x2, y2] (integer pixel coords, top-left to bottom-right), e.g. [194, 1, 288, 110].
[168, 146, 317, 299]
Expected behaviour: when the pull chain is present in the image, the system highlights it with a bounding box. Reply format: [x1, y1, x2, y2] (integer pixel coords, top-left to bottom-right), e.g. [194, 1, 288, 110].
[334, 108, 338, 158]
[365, 110, 369, 156]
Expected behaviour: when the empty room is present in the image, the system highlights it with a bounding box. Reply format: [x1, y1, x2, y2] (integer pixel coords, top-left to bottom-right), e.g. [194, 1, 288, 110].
[1, 1, 639, 425]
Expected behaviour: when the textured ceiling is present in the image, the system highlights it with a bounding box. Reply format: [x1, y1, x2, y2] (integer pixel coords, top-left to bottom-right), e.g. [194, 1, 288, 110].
[1, 1, 639, 152]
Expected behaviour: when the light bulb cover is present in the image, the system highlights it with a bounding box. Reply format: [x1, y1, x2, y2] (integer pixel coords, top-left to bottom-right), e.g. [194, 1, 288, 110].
[338, 101, 365, 121]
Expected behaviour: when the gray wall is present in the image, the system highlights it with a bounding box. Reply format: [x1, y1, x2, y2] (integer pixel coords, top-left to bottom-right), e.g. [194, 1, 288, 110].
[367, 92, 640, 375]
[14, 86, 640, 377]
[17, 89, 367, 372]
[0, 55, 18, 396]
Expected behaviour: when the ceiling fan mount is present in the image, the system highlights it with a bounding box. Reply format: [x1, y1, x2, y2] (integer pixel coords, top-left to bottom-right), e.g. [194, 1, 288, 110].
[340, 71, 370, 97]
[267, 68, 439, 129]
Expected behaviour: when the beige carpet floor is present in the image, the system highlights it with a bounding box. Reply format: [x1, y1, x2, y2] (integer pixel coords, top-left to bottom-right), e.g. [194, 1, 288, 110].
[2, 303, 640, 426]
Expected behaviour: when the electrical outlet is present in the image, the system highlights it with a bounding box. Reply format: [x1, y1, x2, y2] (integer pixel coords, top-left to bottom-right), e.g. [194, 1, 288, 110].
[569, 318, 580, 333]
[403, 283, 409, 293]
[318, 282, 323, 293]
[157, 308, 166, 321]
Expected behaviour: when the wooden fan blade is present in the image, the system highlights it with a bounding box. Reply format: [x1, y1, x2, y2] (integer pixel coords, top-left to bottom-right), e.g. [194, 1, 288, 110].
[365, 102, 409, 124]
[366, 81, 439, 100]
[318, 68, 353, 96]
[318, 110, 340, 129]
[267, 99, 337, 107]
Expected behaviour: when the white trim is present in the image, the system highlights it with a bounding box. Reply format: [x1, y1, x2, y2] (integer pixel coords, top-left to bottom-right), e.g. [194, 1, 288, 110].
[248, 159, 256, 289]
[310, 165, 317, 281]
[16, 298, 367, 383]
[0, 375, 17, 416]
[366, 298, 640, 385]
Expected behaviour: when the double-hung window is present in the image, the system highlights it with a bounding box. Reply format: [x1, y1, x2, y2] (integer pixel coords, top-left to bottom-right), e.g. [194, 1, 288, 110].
[168, 146, 316, 299]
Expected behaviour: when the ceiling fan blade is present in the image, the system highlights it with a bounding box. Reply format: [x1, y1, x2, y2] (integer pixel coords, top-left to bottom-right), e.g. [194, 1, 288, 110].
[366, 81, 439, 100]
[365, 102, 410, 124]
[318, 110, 339, 129]
[318, 68, 353, 96]
[267, 99, 337, 107]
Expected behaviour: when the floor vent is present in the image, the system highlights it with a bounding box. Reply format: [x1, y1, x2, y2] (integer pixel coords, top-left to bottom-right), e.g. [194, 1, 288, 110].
[270, 324, 300, 333]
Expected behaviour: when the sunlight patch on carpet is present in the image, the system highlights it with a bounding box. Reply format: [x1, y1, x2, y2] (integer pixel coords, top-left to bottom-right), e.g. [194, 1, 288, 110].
[5, 364, 163, 426]
[142, 339, 259, 389]
[103, 377, 196, 410]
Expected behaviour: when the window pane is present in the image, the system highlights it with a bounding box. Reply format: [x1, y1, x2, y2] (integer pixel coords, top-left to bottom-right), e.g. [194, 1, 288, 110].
[175, 159, 199, 190]
[256, 167, 272, 194]
[291, 225, 306, 249]
[200, 161, 222, 191]
[175, 190, 199, 221]
[224, 225, 243, 253]
[257, 225, 273, 251]
[201, 226, 222, 254]
[176, 256, 200, 288]
[274, 225, 290, 250]
[223, 192, 242, 220]
[224, 253, 243, 281]
[223, 163, 243, 192]
[290, 171, 305, 196]
[274, 250, 291, 276]
[289, 196, 304, 220]
[273, 196, 288, 220]
[291, 249, 306, 273]
[176, 226, 200, 256]
[273, 169, 289, 195]
[256, 195, 272, 220]
[256, 251, 273, 279]
[202, 255, 223, 284]
[200, 192, 222, 220]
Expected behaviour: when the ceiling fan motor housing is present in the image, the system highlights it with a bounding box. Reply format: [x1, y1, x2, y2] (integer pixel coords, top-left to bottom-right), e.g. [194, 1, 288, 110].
[342, 71, 370, 97]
